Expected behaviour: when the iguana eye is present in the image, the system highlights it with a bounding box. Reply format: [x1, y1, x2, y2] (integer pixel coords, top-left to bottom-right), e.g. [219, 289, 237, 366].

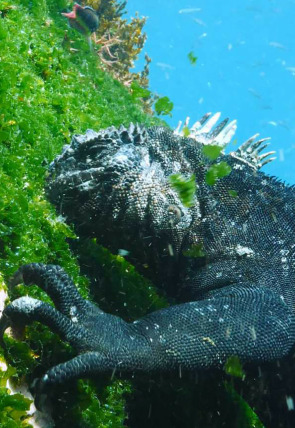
[168, 204, 182, 224]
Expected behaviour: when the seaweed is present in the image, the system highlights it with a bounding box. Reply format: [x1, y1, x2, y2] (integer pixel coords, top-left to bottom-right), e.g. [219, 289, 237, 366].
[0, 354, 33, 427]
[206, 161, 232, 186]
[169, 173, 196, 207]
[0, 0, 158, 425]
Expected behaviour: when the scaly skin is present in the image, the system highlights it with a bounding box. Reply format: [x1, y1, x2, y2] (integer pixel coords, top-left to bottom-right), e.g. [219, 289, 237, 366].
[1, 113, 295, 408]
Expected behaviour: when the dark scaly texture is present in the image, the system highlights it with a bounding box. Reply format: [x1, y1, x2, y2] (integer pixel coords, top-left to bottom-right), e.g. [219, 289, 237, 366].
[1, 114, 295, 400]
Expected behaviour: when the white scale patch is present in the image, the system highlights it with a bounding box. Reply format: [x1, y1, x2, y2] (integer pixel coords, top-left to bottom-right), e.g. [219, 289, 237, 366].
[70, 306, 78, 323]
[115, 154, 128, 163]
[140, 152, 150, 168]
[12, 296, 42, 314]
[236, 244, 254, 257]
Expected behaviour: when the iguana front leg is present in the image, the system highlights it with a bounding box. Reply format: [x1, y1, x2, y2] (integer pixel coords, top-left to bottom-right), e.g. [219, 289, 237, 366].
[1, 264, 295, 402]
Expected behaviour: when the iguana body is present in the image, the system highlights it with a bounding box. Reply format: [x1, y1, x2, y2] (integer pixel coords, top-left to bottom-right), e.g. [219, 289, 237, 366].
[1, 113, 295, 413]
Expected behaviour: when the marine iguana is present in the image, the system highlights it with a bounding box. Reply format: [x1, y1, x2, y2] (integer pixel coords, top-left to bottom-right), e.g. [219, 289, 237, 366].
[1, 112, 295, 404]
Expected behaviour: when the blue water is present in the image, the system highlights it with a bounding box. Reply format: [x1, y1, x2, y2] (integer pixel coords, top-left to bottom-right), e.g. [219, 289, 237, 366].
[127, 0, 295, 184]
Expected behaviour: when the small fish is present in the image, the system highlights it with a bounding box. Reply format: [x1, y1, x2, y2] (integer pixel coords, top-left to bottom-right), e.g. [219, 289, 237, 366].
[193, 18, 206, 27]
[277, 121, 289, 130]
[156, 62, 175, 70]
[269, 41, 287, 50]
[179, 8, 202, 14]
[62, 3, 99, 35]
[267, 120, 289, 130]
[248, 88, 261, 99]
[286, 67, 295, 75]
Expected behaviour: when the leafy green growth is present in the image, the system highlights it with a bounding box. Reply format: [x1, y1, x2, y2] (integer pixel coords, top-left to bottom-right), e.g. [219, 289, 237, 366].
[183, 126, 190, 137]
[169, 174, 196, 207]
[202, 144, 223, 160]
[183, 243, 205, 258]
[155, 96, 174, 116]
[0, 358, 33, 427]
[76, 379, 132, 426]
[206, 162, 232, 186]
[224, 356, 245, 379]
[188, 51, 198, 65]
[131, 80, 151, 100]
[0, 0, 161, 424]
[1, 337, 37, 378]
[225, 382, 265, 428]
[228, 189, 238, 198]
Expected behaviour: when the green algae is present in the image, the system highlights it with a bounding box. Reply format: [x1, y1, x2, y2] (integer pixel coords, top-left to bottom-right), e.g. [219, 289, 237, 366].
[169, 173, 196, 207]
[154, 96, 174, 116]
[224, 356, 245, 380]
[202, 144, 223, 161]
[0, 356, 33, 427]
[206, 161, 232, 186]
[188, 51, 198, 66]
[76, 379, 132, 428]
[182, 243, 206, 258]
[0, 0, 158, 425]
[225, 382, 265, 428]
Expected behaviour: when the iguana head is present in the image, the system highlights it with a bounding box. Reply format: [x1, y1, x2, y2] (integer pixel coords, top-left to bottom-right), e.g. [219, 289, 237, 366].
[46, 124, 199, 261]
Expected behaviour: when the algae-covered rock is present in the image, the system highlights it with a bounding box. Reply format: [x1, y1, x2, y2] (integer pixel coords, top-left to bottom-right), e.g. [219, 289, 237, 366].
[0, 0, 157, 425]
